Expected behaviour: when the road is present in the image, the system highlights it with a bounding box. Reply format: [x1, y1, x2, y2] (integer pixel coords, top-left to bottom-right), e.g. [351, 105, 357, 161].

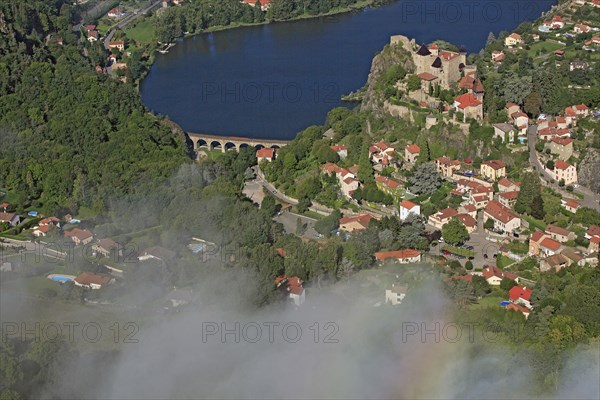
[527, 125, 600, 211]
[1, 238, 67, 260]
[103, 1, 162, 51]
[254, 167, 389, 218]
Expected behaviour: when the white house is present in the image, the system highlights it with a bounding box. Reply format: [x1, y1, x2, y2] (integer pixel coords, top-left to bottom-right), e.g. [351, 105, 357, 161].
[399, 200, 420, 221]
[493, 123, 515, 143]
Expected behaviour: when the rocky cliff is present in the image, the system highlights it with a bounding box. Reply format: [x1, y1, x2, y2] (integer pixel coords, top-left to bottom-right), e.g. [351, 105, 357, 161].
[360, 42, 415, 115]
[579, 149, 600, 194]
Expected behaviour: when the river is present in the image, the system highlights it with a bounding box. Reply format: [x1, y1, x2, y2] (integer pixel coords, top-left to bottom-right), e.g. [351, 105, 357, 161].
[140, 0, 555, 140]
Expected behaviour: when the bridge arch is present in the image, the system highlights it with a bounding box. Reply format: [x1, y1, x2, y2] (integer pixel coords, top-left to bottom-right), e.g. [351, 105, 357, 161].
[224, 142, 237, 151]
[196, 139, 208, 150]
[239, 143, 250, 150]
[210, 140, 223, 151]
[254, 144, 265, 150]
[270, 145, 281, 150]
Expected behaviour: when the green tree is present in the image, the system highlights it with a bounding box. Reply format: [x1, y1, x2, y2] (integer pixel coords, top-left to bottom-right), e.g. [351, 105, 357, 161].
[261, 195, 277, 217]
[409, 163, 442, 195]
[442, 218, 469, 245]
[515, 172, 541, 215]
[407, 74, 422, 92]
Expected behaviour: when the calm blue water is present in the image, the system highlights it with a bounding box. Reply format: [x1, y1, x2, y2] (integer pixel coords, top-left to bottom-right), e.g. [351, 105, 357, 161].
[140, 0, 554, 139]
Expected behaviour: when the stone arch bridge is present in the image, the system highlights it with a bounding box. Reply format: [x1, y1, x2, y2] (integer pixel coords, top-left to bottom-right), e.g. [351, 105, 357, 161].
[188, 132, 291, 153]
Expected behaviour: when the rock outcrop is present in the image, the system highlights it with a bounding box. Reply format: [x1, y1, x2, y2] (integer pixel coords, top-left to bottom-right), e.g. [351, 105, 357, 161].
[579, 149, 600, 194]
[360, 42, 414, 115]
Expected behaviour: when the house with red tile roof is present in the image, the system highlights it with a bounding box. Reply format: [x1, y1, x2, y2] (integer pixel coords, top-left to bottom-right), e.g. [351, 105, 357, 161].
[505, 33, 523, 47]
[482, 265, 518, 285]
[528, 230, 562, 257]
[404, 144, 420, 163]
[375, 176, 402, 198]
[453, 93, 483, 121]
[0, 212, 20, 227]
[256, 147, 275, 162]
[399, 200, 420, 221]
[32, 225, 51, 237]
[375, 249, 422, 264]
[64, 228, 93, 245]
[491, 50, 505, 63]
[74, 272, 112, 289]
[274, 275, 304, 305]
[574, 23, 591, 34]
[565, 104, 589, 118]
[509, 285, 532, 309]
[370, 141, 396, 164]
[108, 7, 125, 18]
[427, 207, 458, 229]
[330, 145, 347, 159]
[511, 111, 529, 132]
[242, 0, 271, 10]
[549, 137, 573, 160]
[92, 238, 122, 258]
[545, 224, 575, 243]
[339, 214, 375, 233]
[435, 157, 461, 177]
[480, 160, 507, 181]
[87, 30, 99, 42]
[499, 178, 518, 193]
[498, 190, 519, 209]
[589, 236, 600, 253]
[551, 160, 577, 185]
[560, 198, 580, 214]
[483, 201, 521, 235]
[456, 213, 477, 233]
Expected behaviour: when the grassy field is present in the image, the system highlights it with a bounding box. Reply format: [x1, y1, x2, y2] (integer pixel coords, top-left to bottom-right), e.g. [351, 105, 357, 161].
[470, 293, 506, 310]
[125, 18, 155, 45]
[496, 255, 514, 268]
[528, 41, 563, 57]
[523, 216, 546, 232]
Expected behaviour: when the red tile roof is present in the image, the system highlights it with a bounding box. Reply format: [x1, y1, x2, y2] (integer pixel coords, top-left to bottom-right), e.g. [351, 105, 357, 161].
[545, 224, 571, 237]
[551, 137, 572, 146]
[399, 200, 418, 210]
[482, 159, 506, 170]
[405, 144, 420, 154]
[540, 237, 562, 251]
[554, 160, 572, 170]
[454, 93, 482, 109]
[456, 213, 477, 228]
[484, 201, 518, 224]
[418, 72, 438, 81]
[64, 228, 93, 241]
[256, 148, 275, 158]
[339, 214, 375, 229]
[375, 249, 422, 261]
[375, 175, 401, 189]
[74, 272, 111, 286]
[509, 286, 532, 302]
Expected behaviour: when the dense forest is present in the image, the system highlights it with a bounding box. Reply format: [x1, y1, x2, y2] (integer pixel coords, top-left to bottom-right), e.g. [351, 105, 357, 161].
[0, 0, 189, 215]
[154, 0, 394, 43]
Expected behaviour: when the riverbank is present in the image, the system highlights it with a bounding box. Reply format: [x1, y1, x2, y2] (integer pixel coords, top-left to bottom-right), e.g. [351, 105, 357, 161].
[127, 0, 394, 85]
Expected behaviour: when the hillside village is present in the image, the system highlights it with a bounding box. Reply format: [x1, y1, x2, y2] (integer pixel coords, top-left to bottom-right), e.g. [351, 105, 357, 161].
[2, 0, 600, 316]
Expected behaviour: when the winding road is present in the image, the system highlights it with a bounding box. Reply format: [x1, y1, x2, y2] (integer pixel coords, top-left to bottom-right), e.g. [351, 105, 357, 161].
[527, 125, 600, 211]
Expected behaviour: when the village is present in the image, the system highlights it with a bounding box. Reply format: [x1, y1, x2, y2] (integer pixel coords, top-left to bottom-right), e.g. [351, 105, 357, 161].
[2, 0, 600, 317]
